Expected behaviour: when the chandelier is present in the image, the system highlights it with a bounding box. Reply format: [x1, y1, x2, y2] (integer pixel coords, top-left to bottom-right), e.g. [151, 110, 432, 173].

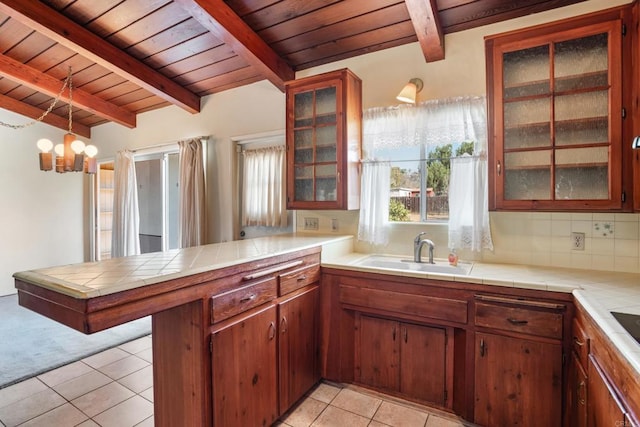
[22, 67, 98, 174]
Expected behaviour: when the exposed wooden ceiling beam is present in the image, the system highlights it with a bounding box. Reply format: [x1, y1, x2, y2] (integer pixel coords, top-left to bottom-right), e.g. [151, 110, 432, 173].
[405, 0, 445, 62]
[0, 93, 91, 138]
[0, 53, 136, 129]
[175, 0, 295, 91]
[0, 0, 201, 114]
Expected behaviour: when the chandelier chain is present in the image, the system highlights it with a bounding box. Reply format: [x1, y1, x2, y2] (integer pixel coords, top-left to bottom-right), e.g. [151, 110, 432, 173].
[67, 67, 73, 134]
[0, 67, 73, 130]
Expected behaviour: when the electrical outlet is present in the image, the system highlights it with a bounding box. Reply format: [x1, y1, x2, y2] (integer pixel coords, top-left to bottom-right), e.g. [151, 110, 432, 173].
[304, 217, 319, 230]
[331, 218, 339, 232]
[571, 232, 585, 251]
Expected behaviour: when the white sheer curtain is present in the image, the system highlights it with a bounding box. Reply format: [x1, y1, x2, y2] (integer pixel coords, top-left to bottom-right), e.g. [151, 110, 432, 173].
[111, 150, 140, 258]
[241, 146, 287, 227]
[449, 154, 493, 251]
[363, 96, 488, 152]
[178, 138, 206, 248]
[358, 161, 391, 245]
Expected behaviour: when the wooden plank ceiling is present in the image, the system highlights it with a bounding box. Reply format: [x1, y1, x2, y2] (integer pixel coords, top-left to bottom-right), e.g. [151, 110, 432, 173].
[0, 0, 586, 137]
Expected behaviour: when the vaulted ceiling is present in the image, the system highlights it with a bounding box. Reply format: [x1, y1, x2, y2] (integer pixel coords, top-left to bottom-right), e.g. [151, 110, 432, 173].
[0, 0, 586, 138]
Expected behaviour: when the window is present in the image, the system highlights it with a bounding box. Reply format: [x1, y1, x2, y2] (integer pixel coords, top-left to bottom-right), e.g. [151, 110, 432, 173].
[359, 96, 493, 251]
[371, 141, 474, 223]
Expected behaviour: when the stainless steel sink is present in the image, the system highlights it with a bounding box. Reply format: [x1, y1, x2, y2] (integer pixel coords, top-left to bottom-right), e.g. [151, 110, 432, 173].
[355, 254, 473, 276]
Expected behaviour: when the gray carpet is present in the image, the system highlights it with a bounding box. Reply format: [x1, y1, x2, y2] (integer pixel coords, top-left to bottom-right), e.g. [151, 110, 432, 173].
[0, 294, 151, 389]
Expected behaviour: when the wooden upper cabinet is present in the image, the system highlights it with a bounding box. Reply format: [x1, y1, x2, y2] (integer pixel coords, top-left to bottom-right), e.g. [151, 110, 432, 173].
[285, 69, 362, 210]
[486, 7, 632, 211]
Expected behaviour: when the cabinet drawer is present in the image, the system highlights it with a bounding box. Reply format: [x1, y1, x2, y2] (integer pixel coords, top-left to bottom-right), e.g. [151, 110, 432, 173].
[211, 277, 277, 324]
[340, 285, 468, 324]
[279, 264, 320, 296]
[572, 318, 590, 367]
[475, 300, 564, 340]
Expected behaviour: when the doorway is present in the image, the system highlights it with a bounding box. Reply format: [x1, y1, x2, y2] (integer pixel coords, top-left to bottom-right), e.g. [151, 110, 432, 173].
[93, 151, 180, 260]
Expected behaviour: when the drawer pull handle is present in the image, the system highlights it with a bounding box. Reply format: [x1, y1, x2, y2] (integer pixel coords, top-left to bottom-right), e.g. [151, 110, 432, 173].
[392, 327, 396, 341]
[507, 318, 528, 325]
[573, 337, 585, 347]
[480, 339, 486, 357]
[577, 380, 586, 405]
[296, 275, 307, 282]
[240, 294, 257, 303]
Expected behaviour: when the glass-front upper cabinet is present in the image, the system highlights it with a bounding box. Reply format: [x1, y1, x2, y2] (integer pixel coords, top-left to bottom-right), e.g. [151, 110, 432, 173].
[486, 10, 629, 211]
[286, 69, 362, 210]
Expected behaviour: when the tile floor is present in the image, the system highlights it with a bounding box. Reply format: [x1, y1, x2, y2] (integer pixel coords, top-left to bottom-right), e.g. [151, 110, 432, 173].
[0, 335, 472, 427]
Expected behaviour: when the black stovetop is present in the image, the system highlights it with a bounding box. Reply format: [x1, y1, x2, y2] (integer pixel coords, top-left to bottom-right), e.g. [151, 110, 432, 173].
[611, 312, 640, 345]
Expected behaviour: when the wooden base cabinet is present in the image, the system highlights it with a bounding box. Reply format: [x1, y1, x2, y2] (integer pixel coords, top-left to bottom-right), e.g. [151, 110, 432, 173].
[567, 353, 589, 427]
[356, 314, 448, 406]
[212, 304, 278, 427]
[474, 332, 562, 427]
[278, 286, 320, 415]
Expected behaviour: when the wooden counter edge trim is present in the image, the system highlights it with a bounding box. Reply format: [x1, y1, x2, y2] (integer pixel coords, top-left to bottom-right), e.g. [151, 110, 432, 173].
[575, 298, 640, 425]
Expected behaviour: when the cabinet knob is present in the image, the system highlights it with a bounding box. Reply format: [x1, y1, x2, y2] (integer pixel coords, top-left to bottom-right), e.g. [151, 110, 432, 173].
[280, 316, 288, 334]
[268, 321, 276, 340]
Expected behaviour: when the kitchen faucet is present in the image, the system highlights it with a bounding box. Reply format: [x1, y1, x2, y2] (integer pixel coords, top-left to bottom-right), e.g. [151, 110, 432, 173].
[413, 232, 435, 264]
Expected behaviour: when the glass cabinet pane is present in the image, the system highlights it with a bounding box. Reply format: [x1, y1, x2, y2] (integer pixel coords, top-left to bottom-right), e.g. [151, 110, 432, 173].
[555, 147, 608, 199]
[504, 98, 551, 150]
[294, 91, 313, 124]
[555, 91, 608, 146]
[504, 150, 551, 200]
[554, 33, 608, 92]
[316, 87, 337, 116]
[503, 45, 550, 99]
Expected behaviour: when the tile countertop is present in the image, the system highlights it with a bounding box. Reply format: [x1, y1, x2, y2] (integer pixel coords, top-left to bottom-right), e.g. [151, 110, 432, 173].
[323, 252, 640, 377]
[13, 233, 355, 299]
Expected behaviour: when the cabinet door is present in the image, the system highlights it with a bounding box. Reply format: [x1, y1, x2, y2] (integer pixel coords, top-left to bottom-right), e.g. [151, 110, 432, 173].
[488, 18, 623, 210]
[289, 81, 341, 206]
[278, 286, 320, 414]
[356, 315, 399, 391]
[400, 323, 446, 405]
[567, 352, 588, 427]
[588, 355, 627, 427]
[211, 305, 278, 427]
[474, 332, 562, 427]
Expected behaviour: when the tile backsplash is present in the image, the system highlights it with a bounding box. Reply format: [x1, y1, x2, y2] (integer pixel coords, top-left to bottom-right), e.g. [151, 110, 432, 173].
[296, 210, 640, 273]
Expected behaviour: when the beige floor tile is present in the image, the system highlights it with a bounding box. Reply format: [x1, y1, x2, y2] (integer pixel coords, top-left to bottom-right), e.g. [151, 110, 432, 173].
[18, 403, 88, 427]
[308, 382, 341, 404]
[53, 370, 112, 401]
[369, 421, 392, 427]
[282, 397, 327, 427]
[81, 347, 130, 369]
[37, 361, 94, 388]
[135, 415, 155, 427]
[0, 378, 48, 408]
[135, 347, 153, 363]
[71, 381, 134, 418]
[139, 386, 154, 403]
[118, 365, 153, 393]
[311, 405, 370, 427]
[97, 355, 149, 380]
[426, 414, 466, 427]
[92, 395, 153, 427]
[330, 388, 382, 419]
[373, 401, 428, 427]
[0, 388, 65, 427]
[117, 335, 152, 354]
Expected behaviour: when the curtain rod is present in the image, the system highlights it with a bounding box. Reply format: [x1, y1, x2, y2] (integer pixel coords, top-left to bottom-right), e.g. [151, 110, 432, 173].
[131, 135, 209, 153]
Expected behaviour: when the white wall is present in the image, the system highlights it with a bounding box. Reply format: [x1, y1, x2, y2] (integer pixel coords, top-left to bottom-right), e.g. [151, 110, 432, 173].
[0, 110, 86, 295]
[91, 81, 286, 243]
